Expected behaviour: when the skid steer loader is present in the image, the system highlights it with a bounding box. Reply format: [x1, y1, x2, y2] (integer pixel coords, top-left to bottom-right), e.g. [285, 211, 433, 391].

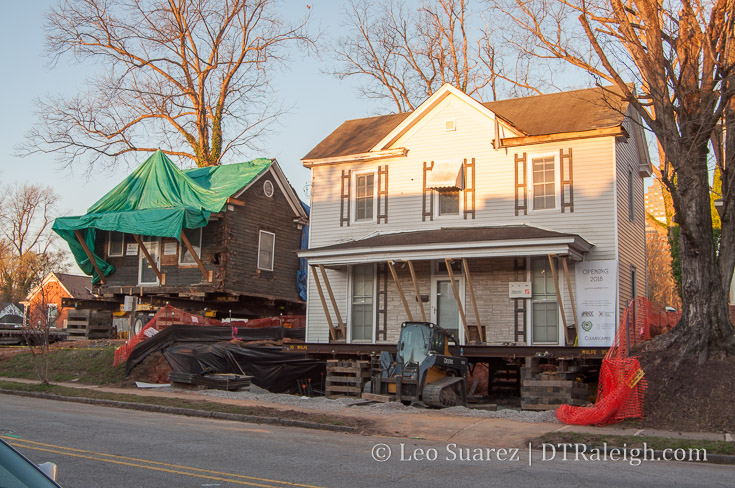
[367, 322, 468, 407]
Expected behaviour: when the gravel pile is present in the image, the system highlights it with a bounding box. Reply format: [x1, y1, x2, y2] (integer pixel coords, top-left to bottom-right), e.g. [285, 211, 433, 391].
[162, 385, 559, 423]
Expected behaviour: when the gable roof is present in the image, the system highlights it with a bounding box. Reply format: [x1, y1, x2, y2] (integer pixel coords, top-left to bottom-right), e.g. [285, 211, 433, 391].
[55, 273, 94, 300]
[24, 272, 95, 303]
[302, 85, 629, 161]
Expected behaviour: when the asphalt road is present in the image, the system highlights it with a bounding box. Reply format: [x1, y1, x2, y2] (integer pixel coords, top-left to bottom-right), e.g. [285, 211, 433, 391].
[0, 394, 732, 488]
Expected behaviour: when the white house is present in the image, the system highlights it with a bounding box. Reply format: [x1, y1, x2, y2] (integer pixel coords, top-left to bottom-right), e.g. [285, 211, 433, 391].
[299, 84, 651, 347]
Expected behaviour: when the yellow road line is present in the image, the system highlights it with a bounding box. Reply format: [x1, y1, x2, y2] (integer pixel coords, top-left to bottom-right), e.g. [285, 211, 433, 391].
[3, 437, 327, 488]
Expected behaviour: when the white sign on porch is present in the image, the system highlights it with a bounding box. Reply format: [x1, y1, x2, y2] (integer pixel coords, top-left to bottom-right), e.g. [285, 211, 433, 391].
[575, 260, 618, 347]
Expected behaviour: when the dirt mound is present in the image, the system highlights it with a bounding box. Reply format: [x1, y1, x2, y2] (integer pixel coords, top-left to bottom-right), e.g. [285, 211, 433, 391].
[122, 352, 172, 386]
[638, 348, 735, 433]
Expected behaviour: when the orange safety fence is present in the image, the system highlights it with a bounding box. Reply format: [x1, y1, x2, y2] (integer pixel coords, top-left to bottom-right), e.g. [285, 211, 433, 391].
[556, 297, 680, 426]
[113, 305, 222, 366]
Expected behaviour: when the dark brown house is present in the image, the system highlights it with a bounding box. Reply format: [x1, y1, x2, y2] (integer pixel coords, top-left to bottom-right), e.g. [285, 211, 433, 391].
[54, 151, 308, 319]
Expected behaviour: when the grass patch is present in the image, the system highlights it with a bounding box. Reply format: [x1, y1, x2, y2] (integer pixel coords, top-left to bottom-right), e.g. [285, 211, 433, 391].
[0, 380, 364, 430]
[0, 346, 125, 385]
[535, 431, 734, 456]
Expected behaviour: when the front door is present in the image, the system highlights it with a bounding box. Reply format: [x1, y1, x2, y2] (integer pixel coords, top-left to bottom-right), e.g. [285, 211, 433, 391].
[431, 277, 463, 344]
[138, 236, 161, 285]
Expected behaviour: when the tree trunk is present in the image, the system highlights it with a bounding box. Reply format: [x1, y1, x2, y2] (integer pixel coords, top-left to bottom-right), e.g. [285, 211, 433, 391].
[662, 143, 735, 363]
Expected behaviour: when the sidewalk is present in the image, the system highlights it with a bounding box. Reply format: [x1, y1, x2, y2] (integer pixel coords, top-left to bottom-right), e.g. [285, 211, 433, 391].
[1, 377, 729, 447]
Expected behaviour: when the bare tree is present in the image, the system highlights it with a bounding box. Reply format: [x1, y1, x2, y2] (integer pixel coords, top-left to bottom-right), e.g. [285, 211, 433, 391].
[331, 0, 543, 112]
[20, 0, 313, 169]
[21, 275, 57, 385]
[504, 0, 735, 362]
[0, 184, 68, 304]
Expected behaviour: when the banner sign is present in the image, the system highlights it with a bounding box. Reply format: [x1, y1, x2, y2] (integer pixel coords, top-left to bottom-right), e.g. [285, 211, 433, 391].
[575, 260, 618, 347]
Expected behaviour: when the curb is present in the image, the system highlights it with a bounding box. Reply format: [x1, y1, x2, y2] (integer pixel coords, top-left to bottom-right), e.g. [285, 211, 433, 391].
[0, 389, 360, 434]
[538, 443, 735, 465]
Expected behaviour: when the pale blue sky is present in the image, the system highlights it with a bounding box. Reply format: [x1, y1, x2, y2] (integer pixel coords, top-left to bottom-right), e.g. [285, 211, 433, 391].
[0, 1, 376, 216]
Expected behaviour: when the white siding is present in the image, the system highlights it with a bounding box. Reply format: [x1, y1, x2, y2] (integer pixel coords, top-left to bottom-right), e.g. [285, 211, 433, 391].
[306, 93, 624, 342]
[615, 111, 648, 314]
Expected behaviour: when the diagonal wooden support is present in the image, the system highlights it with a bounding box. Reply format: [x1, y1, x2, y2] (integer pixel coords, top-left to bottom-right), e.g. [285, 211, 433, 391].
[462, 258, 485, 343]
[548, 254, 572, 346]
[388, 260, 414, 321]
[561, 257, 579, 344]
[310, 265, 339, 341]
[74, 229, 106, 285]
[180, 230, 211, 282]
[134, 235, 165, 285]
[445, 258, 470, 344]
[407, 260, 426, 321]
[318, 264, 346, 338]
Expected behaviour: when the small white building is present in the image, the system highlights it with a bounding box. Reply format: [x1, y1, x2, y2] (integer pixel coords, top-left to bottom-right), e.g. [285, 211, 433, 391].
[299, 84, 651, 347]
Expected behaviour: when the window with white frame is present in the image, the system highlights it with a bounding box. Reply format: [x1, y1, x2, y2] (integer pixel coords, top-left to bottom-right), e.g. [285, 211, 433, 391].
[351, 264, 374, 341]
[179, 227, 202, 265]
[108, 231, 125, 257]
[531, 257, 558, 343]
[257, 230, 275, 271]
[355, 173, 375, 221]
[532, 156, 556, 210]
[47, 304, 58, 327]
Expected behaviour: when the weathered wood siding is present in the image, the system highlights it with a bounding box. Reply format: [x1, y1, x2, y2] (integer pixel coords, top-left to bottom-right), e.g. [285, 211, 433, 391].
[223, 171, 302, 302]
[98, 223, 222, 288]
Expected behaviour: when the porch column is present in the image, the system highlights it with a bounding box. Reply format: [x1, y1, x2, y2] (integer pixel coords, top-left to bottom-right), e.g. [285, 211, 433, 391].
[388, 260, 414, 321]
[407, 260, 426, 321]
[462, 258, 485, 343]
[561, 256, 579, 344]
[548, 254, 572, 345]
[310, 265, 341, 341]
[445, 258, 471, 343]
[317, 264, 346, 340]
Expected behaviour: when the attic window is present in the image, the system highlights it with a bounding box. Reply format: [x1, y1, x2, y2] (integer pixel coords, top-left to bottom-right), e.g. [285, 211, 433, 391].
[263, 180, 274, 198]
[426, 160, 464, 190]
[445, 120, 456, 131]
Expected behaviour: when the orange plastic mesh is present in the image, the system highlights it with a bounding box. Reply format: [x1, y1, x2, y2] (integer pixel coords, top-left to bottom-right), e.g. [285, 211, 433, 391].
[556, 297, 680, 426]
[113, 305, 222, 366]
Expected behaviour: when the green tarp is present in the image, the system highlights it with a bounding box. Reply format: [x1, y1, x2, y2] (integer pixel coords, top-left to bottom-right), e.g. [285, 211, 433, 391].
[53, 150, 272, 283]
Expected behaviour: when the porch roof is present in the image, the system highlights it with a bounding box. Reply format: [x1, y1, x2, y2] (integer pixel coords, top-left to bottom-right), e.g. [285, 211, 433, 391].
[299, 225, 593, 265]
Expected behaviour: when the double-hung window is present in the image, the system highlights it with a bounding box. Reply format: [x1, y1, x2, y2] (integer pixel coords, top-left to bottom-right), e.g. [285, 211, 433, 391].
[258, 231, 275, 271]
[355, 173, 374, 221]
[532, 156, 556, 210]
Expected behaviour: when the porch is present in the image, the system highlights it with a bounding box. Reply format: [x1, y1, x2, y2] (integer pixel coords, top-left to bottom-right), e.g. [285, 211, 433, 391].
[300, 225, 594, 347]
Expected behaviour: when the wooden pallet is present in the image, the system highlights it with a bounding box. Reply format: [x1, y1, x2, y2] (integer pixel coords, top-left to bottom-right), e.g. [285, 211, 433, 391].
[325, 360, 371, 398]
[66, 310, 113, 340]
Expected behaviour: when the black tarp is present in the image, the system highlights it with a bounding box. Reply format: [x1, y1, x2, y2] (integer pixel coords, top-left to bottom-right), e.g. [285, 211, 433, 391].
[125, 324, 322, 393]
[163, 342, 325, 393]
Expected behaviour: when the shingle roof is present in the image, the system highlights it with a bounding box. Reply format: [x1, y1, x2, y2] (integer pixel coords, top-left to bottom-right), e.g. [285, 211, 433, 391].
[307, 225, 587, 252]
[302, 85, 629, 161]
